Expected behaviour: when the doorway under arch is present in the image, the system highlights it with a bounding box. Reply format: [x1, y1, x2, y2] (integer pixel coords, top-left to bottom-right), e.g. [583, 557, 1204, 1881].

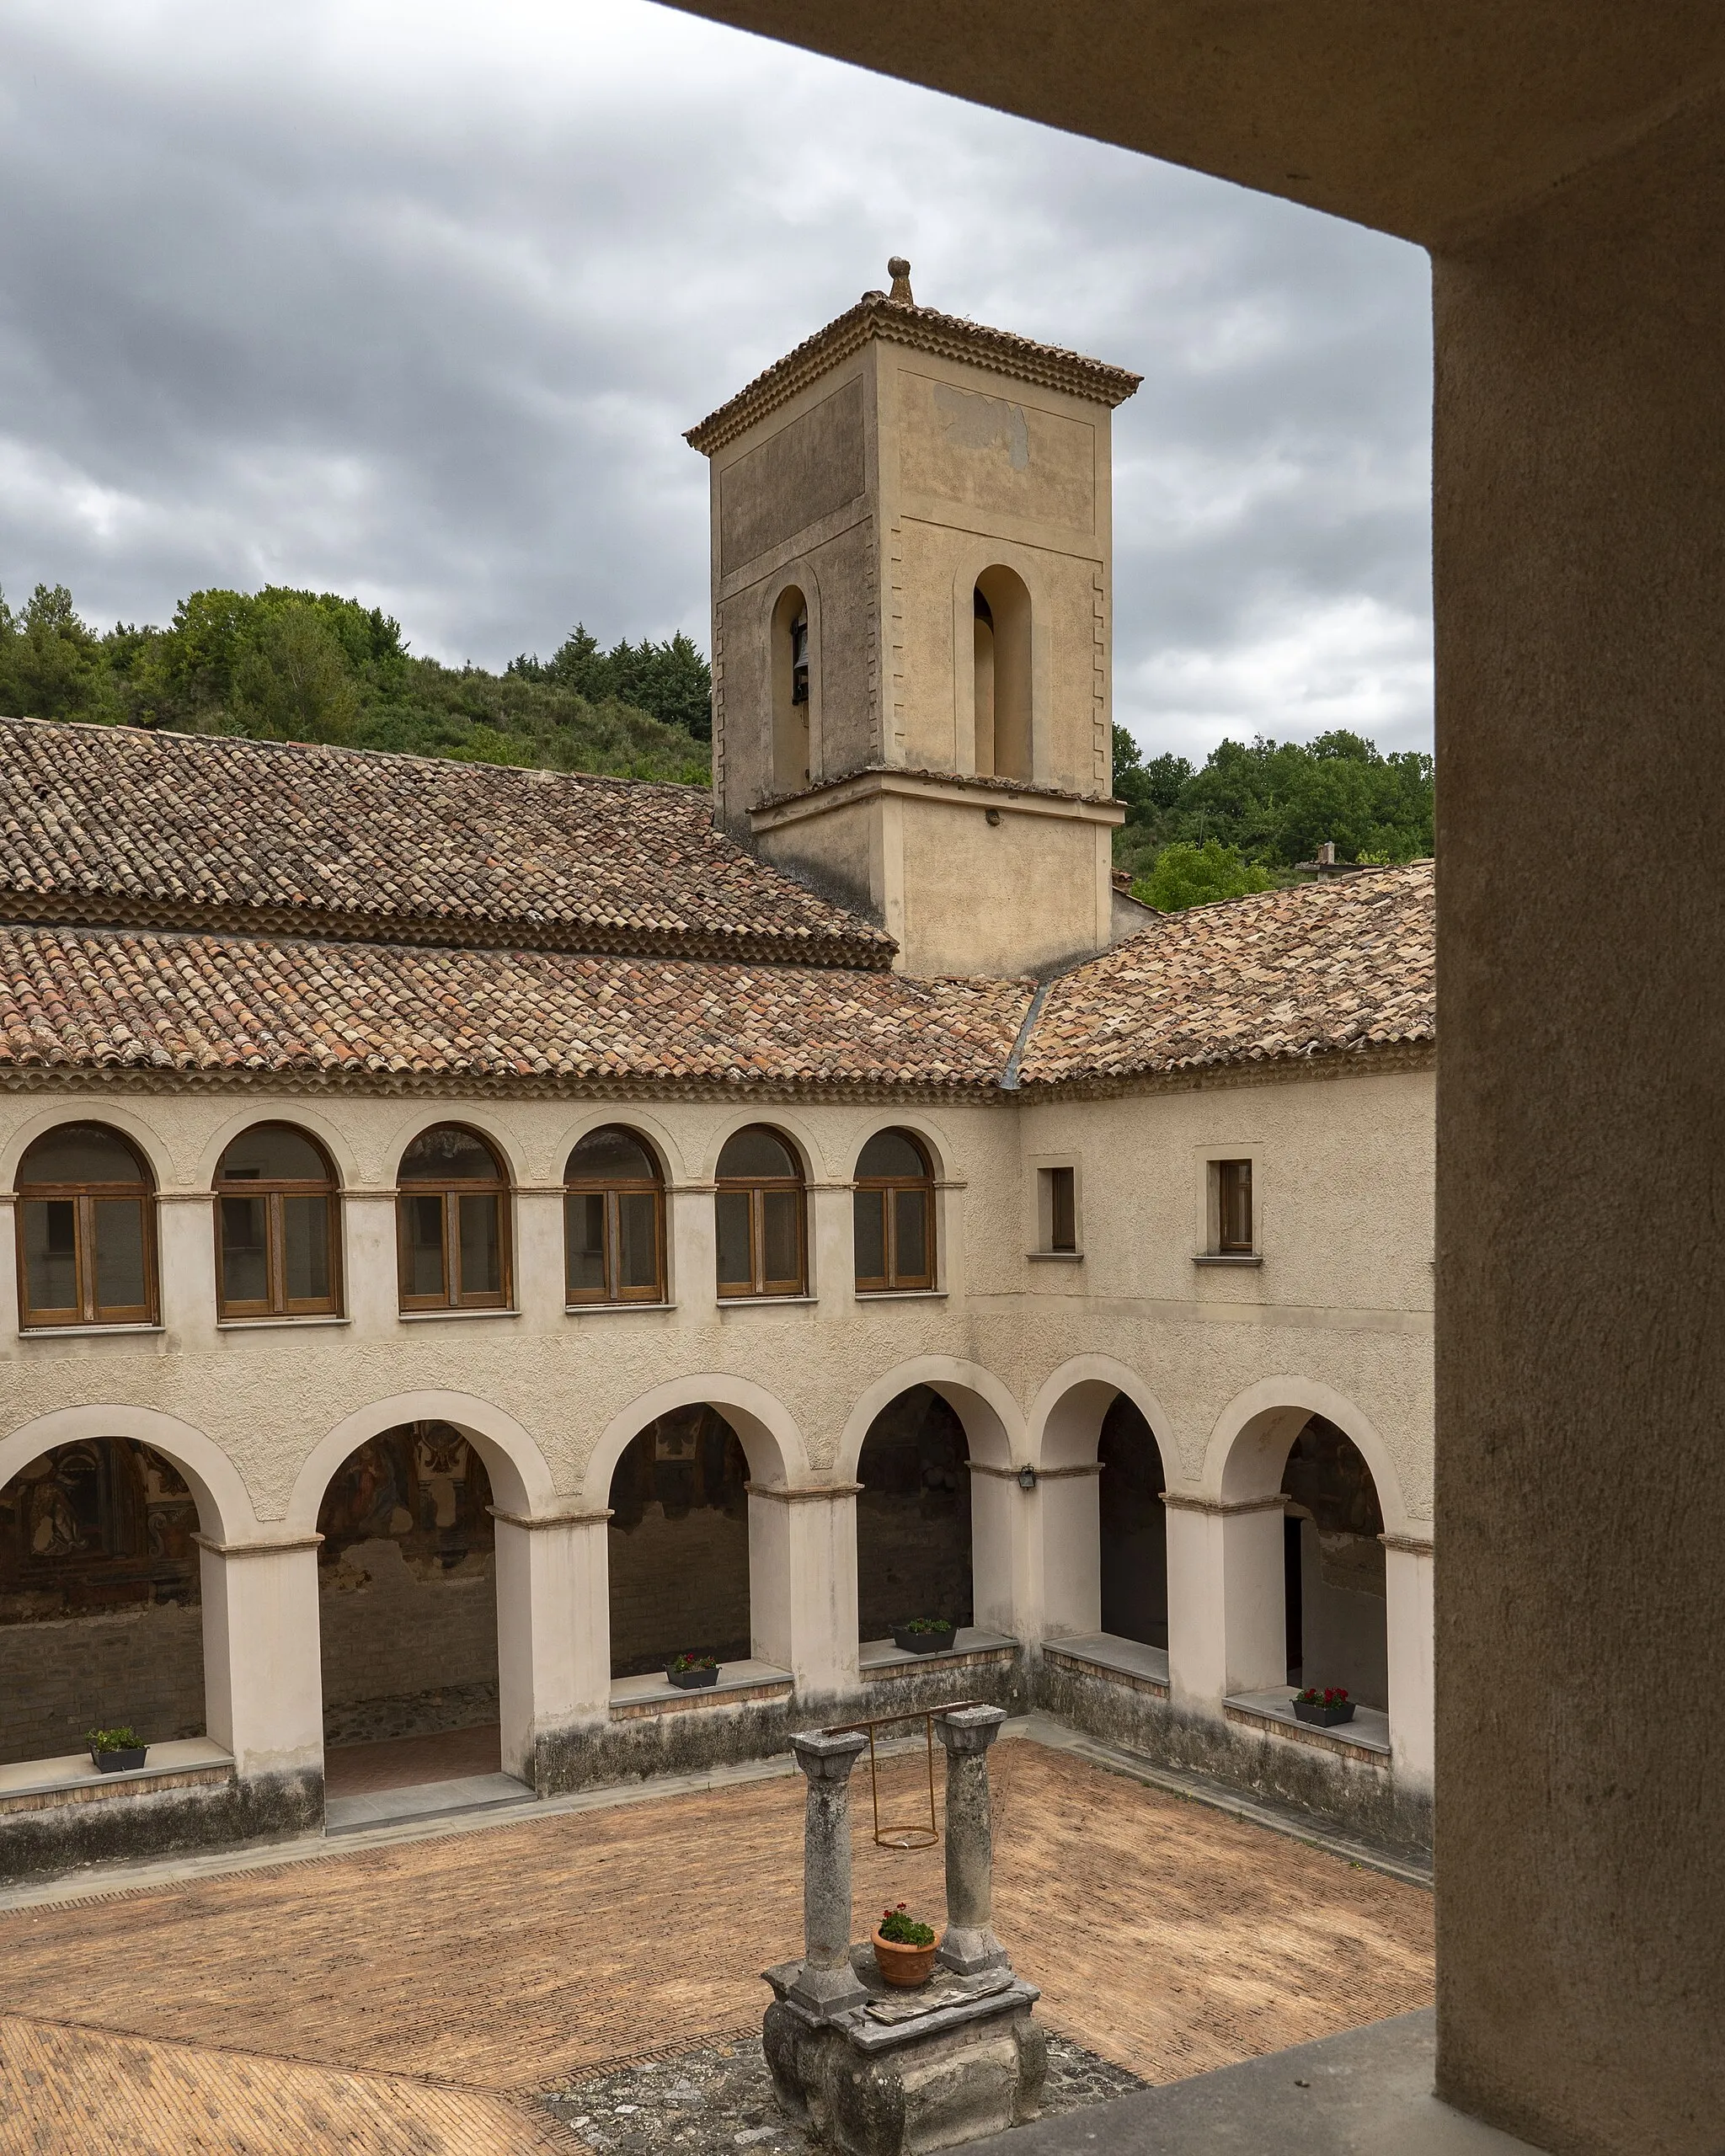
[0, 1435, 205, 1765]
[855, 1385, 974, 1641]
[1097, 1395, 1167, 1651]
[1279, 1416, 1388, 1707]
[315, 1422, 504, 1790]
[607, 1406, 752, 1676]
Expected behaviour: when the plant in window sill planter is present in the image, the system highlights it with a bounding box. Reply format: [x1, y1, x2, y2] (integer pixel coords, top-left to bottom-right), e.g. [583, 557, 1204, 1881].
[1291, 1686, 1354, 1727]
[665, 1652, 721, 1690]
[86, 1726, 148, 1773]
[873, 1903, 943, 1988]
[892, 1617, 957, 1656]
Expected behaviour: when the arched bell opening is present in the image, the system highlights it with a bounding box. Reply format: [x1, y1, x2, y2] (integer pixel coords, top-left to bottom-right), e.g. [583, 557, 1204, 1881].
[606, 1406, 752, 1677]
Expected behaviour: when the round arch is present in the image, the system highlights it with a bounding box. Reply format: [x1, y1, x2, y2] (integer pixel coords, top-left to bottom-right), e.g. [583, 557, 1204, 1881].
[548, 1106, 687, 1187]
[2, 1103, 176, 1192]
[1027, 1356, 1180, 1471]
[190, 1102, 360, 1191]
[379, 1106, 525, 1187]
[837, 1356, 1022, 1481]
[286, 1392, 554, 1534]
[845, 1113, 956, 1184]
[0, 1405, 259, 1543]
[1201, 1377, 1415, 1539]
[698, 1109, 828, 1183]
[579, 1374, 808, 1510]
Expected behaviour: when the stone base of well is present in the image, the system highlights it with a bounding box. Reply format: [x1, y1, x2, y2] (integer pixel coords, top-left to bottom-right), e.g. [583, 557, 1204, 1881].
[764, 1948, 1045, 2156]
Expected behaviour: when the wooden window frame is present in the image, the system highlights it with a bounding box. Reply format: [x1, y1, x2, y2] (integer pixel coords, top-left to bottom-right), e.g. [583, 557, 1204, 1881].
[1216, 1159, 1255, 1254]
[853, 1134, 936, 1294]
[396, 1130, 511, 1312]
[715, 1130, 807, 1299]
[565, 1133, 666, 1306]
[215, 1130, 342, 1320]
[17, 1158, 158, 1331]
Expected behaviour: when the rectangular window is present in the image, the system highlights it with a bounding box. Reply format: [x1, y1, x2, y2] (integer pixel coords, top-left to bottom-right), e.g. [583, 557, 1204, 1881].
[761, 1189, 803, 1292]
[1042, 1166, 1077, 1253]
[282, 1194, 334, 1308]
[90, 1198, 148, 1315]
[220, 1194, 271, 1310]
[892, 1187, 931, 1288]
[615, 1192, 662, 1297]
[22, 1198, 79, 1321]
[715, 1190, 753, 1289]
[565, 1193, 607, 1299]
[457, 1193, 505, 1302]
[853, 1189, 887, 1289]
[403, 1193, 447, 1302]
[1217, 1160, 1254, 1253]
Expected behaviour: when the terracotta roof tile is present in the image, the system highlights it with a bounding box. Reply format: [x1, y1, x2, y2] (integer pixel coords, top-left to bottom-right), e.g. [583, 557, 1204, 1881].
[1016, 865, 1435, 1086]
[0, 717, 893, 968]
[0, 925, 1031, 1091]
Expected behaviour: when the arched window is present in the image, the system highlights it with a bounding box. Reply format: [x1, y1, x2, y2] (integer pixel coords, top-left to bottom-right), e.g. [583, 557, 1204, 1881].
[853, 1129, 935, 1293]
[772, 584, 811, 793]
[16, 1123, 157, 1329]
[565, 1126, 665, 1305]
[973, 566, 1032, 782]
[715, 1126, 805, 1299]
[397, 1125, 510, 1311]
[215, 1123, 340, 1319]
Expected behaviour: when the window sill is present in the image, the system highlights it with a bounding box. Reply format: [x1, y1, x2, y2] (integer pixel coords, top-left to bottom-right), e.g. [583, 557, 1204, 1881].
[854, 1289, 948, 1301]
[398, 1306, 522, 1322]
[565, 1301, 676, 1315]
[1194, 1253, 1263, 1267]
[19, 1321, 164, 1338]
[715, 1294, 818, 1309]
[216, 1315, 352, 1331]
[1028, 1250, 1084, 1262]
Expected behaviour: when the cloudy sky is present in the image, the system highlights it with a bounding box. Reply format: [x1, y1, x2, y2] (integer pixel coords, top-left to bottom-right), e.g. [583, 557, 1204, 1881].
[0, 0, 1434, 761]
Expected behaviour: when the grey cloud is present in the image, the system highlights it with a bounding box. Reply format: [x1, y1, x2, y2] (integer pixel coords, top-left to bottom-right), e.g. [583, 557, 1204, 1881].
[0, 0, 1432, 758]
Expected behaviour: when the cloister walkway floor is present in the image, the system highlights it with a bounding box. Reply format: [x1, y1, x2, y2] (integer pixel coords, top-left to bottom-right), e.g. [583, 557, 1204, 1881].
[0, 1726, 1434, 2156]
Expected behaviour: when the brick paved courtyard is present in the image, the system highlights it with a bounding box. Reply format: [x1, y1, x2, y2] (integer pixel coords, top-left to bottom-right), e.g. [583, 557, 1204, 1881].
[0, 1737, 1432, 2154]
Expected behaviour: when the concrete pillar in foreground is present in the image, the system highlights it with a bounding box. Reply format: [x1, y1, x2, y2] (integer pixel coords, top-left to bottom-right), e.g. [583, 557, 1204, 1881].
[196, 1532, 323, 1822]
[935, 1704, 1008, 1975]
[788, 1728, 869, 2020]
[491, 1506, 612, 1793]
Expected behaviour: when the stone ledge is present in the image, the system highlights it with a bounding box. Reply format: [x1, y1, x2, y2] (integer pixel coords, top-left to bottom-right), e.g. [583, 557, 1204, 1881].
[858, 1630, 1018, 1679]
[0, 1738, 236, 1816]
[1043, 1634, 1169, 1698]
[1225, 1691, 1391, 1764]
[609, 1662, 794, 1721]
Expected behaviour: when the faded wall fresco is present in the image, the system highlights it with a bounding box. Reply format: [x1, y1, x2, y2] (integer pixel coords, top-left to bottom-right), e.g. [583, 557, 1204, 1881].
[316, 1422, 499, 1745]
[0, 1437, 205, 1764]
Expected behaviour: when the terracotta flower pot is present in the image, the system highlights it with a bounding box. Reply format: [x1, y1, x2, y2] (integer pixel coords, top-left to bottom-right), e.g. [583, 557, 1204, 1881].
[873, 1926, 942, 1988]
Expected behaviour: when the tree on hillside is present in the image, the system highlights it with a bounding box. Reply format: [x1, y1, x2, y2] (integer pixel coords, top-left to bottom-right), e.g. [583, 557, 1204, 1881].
[510, 624, 712, 740]
[1138, 841, 1275, 912]
[0, 579, 712, 786]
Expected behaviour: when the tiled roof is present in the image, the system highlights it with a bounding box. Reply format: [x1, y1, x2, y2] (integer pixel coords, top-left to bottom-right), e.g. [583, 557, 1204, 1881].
[0, 925, 1032, 1093]
[686, 291, 1140, 456]
[1015, 865, 1435, 1087]
[0, 717, 893, 969]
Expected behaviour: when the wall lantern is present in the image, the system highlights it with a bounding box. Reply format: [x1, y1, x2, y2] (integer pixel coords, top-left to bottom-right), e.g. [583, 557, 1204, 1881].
[1017, 1465, 1038, 1492]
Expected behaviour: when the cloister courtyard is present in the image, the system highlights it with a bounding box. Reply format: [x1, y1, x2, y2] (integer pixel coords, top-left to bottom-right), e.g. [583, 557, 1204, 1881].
[0, 1722, 1431, 2155]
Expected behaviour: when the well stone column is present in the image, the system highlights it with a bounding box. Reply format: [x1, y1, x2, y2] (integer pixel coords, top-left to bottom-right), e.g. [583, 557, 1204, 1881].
[935, 1704, 1008, 1975]
[788, 1728, 869, 2019]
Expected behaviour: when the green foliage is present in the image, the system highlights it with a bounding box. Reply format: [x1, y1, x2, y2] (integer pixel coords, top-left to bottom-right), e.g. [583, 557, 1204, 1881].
[86, 1726, 142, 1753]
[510, 622, 712, 741]
[878, 1903, 936, 1947]
[1137, 841, 1276, 912]
[1113, 723, 1433, 903]
[0, 580, 711, 787]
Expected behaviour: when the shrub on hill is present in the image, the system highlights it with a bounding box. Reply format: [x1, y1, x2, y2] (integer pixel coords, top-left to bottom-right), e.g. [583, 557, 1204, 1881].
[0, 581, 711, 787]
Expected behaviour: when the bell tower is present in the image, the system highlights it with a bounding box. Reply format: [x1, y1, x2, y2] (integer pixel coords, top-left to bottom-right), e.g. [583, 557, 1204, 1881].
[686, 261, 1140, 979]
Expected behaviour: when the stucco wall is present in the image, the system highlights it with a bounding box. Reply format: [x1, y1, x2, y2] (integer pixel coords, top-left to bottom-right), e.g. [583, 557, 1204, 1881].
[0, 1065, 1434, 1534]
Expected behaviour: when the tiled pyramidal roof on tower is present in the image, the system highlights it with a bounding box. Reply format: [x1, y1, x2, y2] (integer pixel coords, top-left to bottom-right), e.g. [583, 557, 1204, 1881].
[0, 716, 893, 968]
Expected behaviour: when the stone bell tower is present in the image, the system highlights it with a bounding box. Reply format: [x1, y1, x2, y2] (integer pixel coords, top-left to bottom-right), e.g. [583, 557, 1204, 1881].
[686, 260, 1140, 979]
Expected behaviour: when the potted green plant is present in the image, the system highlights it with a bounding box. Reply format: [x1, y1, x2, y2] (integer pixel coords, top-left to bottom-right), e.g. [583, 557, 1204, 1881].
[891, 1617, 957, 1656]
[873, 1903, 942, 1988]
[666, 1652, 720, 1690]
[87, 1726, 148, 1773]
[1291, 1685, 1354, 1726]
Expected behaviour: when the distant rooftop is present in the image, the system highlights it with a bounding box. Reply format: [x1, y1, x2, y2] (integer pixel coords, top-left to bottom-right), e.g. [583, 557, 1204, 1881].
[0, 716, 895, 970]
